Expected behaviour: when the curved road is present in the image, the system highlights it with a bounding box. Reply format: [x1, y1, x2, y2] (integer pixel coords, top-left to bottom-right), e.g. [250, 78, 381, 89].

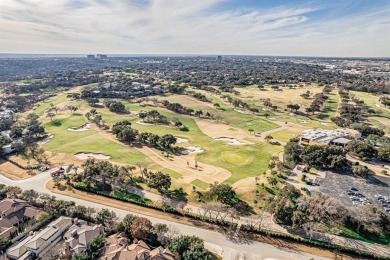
[0, 168, 329, 260]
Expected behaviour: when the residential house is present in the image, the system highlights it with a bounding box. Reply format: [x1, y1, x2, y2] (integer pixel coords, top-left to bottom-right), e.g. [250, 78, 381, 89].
[7, 216, 73, 259]
[99, 233, 175, 260]
[63, 219, 104, 254]
[0, 199, 42, 239]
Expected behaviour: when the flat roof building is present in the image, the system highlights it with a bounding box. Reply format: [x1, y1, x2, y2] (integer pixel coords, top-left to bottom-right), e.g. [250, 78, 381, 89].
[300, 128, 360, 146]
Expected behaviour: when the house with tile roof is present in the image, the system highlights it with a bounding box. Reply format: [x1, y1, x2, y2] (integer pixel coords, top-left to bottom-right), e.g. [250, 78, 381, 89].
[63, 219, 104, 254]
[7, 216, 73, 259]
[99, 233, 175, 260]
[0, 198, 42, 239]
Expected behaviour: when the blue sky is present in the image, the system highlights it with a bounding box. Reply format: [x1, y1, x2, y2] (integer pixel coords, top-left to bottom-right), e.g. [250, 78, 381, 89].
[0, 0, 389, 56]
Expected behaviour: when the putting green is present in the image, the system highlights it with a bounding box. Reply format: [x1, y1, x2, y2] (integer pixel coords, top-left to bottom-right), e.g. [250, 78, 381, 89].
[220, 151, 251, 165]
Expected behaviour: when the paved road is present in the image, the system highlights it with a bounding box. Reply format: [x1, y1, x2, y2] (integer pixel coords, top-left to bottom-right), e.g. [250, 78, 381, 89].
[0, 168, 329, 260]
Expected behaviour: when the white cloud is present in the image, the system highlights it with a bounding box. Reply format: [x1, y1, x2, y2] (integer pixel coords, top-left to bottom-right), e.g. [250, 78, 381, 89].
[0, 0, 388, 56]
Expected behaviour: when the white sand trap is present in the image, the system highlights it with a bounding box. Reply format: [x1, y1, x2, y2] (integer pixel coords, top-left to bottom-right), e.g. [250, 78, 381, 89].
[215, 137, 246, 146]
[68, 123, 90, 132]
[40, 135, 53, 144]
[176, 137, 189, 144]
[74, 152, 110, 160]
[181, 146, 204, 155]
[321, 122, 328, 125]
[262, 108, 268, 111]
[375, 104, 381, 107]
[234, 109, 249, 114]
[299, 120, 308, 123]
[136, 121, 154, 126]
[268, 117, 276, 121]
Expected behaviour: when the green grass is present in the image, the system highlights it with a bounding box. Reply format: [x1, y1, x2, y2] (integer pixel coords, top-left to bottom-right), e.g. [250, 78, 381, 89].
[270, 129, 301, 142]
[34, 93, 68, 116]
[14, 79, 42, 84]
[337, 225, 390, 245]
[367, 118, 390, 134]
[318, 91, 340, 121]
[41, 94, 281, 186]
[198, 142, 283, 184]
[220, 151, 251, 165]
[112, 189, 152, 204]
[191, 179, 209, 190]
[352, 91, 390, 119]
[42, 114, 149, 165]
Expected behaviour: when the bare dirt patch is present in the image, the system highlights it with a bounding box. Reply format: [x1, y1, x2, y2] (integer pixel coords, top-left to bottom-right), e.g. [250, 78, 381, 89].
[0, 160, 39, 179]
[195, 119, 251, 143]
[370, 116, 390, 126]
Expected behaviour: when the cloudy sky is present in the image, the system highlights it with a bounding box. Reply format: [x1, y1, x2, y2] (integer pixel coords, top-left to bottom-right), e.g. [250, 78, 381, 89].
[0, 0, 389, 57]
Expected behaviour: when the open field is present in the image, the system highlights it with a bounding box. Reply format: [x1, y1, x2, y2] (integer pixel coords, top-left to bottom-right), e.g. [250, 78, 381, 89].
[270, 126, 307, 142]
[33, 93, 69, 116]
[29, 90, 286, 200]
[236, 85, 324, 110]
[153, 94, 278, 133]
[351, 91, 390, 119]
[318, 91, 340, 121]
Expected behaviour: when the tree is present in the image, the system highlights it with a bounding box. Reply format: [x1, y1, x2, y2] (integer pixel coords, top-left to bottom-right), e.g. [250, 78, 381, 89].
[267, 176, 278, 187]
[352, 165, 369, 178]
[7, 186, 22, 198]
[21, 189, 39, 202]
[131, 217, 154, 241]
[95, 209, 117, 228]
[159, 134, 177, 149]
[377, 146, 390, 162]
[283, 142, 302, 167]
[209, 182, 237, 206]
[46, 112, 55, 121]
[183, 243, 213, 260]
[167, 235, 205, 259]
[346, 140, 377, 160]
[351, 123, 385, 137]
[117, 214, 138, 235]
[0, 237, 12, 253]
[147, 171, 171, 192]
[301, 145, 348, 170]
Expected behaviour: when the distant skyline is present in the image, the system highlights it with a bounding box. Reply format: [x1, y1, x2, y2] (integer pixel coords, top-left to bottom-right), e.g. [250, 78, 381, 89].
[0, 0, 389, 57]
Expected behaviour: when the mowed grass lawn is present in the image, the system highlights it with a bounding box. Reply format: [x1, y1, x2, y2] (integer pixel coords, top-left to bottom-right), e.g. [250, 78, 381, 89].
[352, 91, 390, 119]
[159, 93, 278, 133]
[34, 93, 69, 116]
[41, 96, 281, 186]
[271, 128, 305, 142]
[318, 91, 340, 121]
[42, 114, 149, 165]
[111, 107, 282, 184]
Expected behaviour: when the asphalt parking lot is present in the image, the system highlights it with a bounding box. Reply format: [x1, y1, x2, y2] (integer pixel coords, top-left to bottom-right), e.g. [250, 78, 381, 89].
[317, 171, 390, 211]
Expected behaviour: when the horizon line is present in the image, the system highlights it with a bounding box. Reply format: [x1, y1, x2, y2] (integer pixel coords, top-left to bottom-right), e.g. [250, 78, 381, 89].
[0, 53, 389, 59]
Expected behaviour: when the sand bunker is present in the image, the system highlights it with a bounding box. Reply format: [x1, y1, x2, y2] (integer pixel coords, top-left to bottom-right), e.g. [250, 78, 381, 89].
[299, 120, 308, 123]
[181, 146, 204, 155]
[40, 135, 53, 144]
[215, 137, 246, 145]
[136, 121, 154, 126]
[176, 137, 189, 144]
[234, 109, 249, 114]
[68, 123, 90, 132]
[320, 122, 328, 125]
[74, 152, 110, 160]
